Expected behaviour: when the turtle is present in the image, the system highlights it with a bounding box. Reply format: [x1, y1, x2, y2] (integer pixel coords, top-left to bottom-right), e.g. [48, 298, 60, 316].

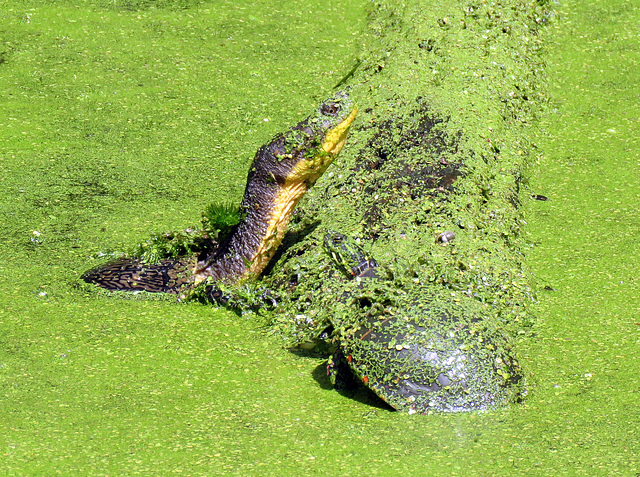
[322, 231, 525, 414]
[82, 92, 358, 296]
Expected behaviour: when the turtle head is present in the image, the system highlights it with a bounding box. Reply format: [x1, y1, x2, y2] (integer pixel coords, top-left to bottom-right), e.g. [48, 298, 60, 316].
[319, 95, 358, 158]
[323, 231, 378, 279]
[316, 91, 358, 155]
[288, 92, 358, 187]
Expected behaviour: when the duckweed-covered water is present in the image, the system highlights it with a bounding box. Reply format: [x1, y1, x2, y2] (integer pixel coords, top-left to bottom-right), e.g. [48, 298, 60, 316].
[1, 0, 639, 475]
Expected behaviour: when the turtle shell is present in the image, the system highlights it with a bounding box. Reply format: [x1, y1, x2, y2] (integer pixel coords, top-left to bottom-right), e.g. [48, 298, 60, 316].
[339, 292, 524, 413]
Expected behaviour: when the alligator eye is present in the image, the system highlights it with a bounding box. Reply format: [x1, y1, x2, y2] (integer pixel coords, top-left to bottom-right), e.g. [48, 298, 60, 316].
[320, 102, 340, 116]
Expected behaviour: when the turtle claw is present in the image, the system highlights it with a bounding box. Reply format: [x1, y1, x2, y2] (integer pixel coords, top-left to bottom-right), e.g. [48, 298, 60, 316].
[327, 350, 359, 391]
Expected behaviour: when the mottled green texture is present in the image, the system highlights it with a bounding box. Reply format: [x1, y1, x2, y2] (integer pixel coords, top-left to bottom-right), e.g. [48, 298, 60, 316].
[2, 0, 639, 475]
[342, 288, 525, 413]
[264, 0, 550, 412]
[520, 0, 640, 472]
[319, 232, 524, 413]
[267, 0, 551, 321]
[66, 0, 547, 412]
[127, 203, 241, 264]
[81, 92, 355, 294]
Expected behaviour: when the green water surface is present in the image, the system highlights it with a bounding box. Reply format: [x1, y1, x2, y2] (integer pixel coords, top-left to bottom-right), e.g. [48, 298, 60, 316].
[1, 0, 639, 475]
[522, 0, 640, 473]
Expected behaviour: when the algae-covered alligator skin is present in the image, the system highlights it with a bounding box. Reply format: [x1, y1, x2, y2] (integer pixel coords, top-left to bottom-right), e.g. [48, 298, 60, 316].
[82, 92, 357, 293]
[260, 0, 551, 413]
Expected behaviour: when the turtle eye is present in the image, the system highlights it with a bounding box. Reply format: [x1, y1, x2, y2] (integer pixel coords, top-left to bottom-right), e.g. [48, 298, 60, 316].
[320, 102, 340, 116]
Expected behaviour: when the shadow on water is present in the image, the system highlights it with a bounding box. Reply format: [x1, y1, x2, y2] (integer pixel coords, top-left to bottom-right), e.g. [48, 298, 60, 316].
[290, 348, 395, 412]
[311, 362, 396, 412]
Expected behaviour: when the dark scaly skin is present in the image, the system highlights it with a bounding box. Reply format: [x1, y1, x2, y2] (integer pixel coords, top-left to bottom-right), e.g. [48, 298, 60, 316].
[194, 94, 357, 284]
[323, 231, 524, 414]
[81, 258, 194, 294]
[82, 93, 357, 294]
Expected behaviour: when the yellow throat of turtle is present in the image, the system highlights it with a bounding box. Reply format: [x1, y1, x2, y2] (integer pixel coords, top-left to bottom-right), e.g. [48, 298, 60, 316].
[244, 106, 358, 278]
